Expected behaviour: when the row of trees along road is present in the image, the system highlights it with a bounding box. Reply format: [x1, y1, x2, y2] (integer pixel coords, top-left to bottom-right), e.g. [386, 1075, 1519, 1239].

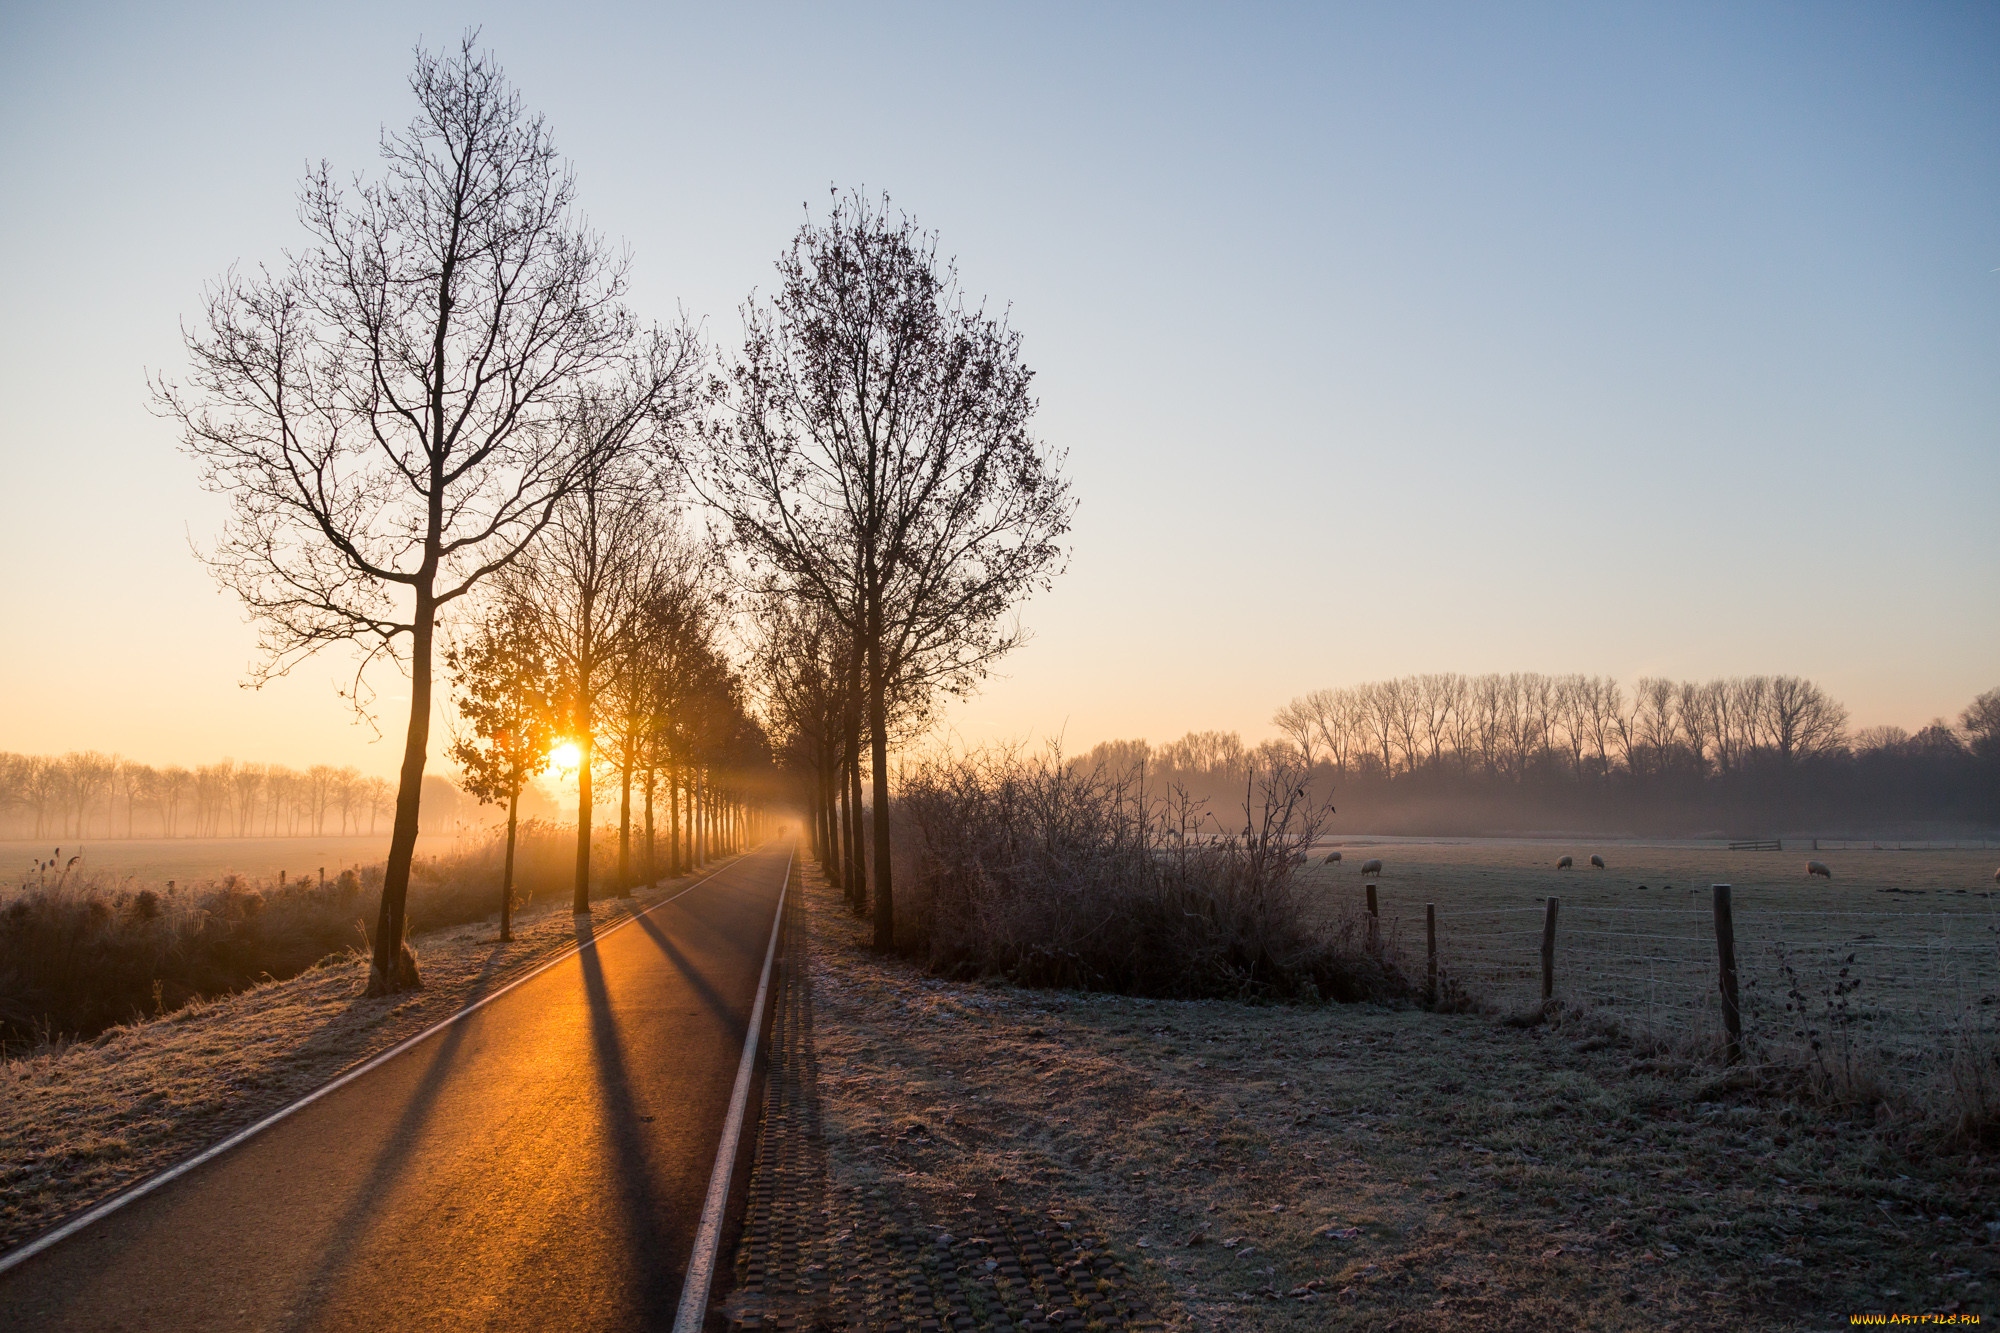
[449, 476, 770, 941]
[160, 37, 1070, 988]
[708, 194, 1075, 948]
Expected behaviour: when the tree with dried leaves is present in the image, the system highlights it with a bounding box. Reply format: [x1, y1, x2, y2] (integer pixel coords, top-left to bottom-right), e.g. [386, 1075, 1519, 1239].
[447, 604, 558, 940]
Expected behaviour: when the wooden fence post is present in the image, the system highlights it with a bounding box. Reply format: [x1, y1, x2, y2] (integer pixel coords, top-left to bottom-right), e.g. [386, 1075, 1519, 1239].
[1713, 883, 1742, 1064]
[1365, 882, 1380, 951]
[1426, 903, 1437, 1004]
[1540, 896, 1560, 1001]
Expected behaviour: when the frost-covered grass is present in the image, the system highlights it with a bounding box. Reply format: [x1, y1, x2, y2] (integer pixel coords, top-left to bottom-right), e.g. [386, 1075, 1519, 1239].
[802, 865, 1997, 1329]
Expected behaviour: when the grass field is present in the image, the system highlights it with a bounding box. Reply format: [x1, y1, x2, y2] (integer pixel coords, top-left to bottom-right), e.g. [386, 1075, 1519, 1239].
[799, 864, 1999, 1329]
[1295, 840, 2000, 1104]
[2, 834, 466, 892]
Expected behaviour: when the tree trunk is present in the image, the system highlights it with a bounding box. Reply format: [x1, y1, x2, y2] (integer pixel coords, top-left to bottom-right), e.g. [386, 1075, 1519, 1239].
[868, 631, 894, 951]
[808, 763, 823, 865]
[831, 747, 848, 893]
[643, 761, 655, 887]
[820, 758, 835, 873]
[847, 736, 866, 912]
[573, 733, 593, 914]
[617, 726, 634, 892]
[670, 760, 683, 876]
[501, 787, 518, 942]
[367, 588, 433, 995]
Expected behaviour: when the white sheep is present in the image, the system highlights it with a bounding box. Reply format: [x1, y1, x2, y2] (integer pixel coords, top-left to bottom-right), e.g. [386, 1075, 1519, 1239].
[1590, 854, 1606, 869]
[1556, 855, 1573, 869]
[1324, 851, 1342, 864]
[1360, 858, 1383, 875]
[1807, 860, 1832, 879]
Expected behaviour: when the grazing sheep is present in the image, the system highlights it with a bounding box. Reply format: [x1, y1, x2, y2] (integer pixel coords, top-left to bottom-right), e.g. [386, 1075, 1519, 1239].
[1324, 851, 1342, 864]
[1590, 854, 1606, 869]
[1360, 858, 1384, 875]
[1556, 855, 1573, 869]
[1807, 860, 1832, 879]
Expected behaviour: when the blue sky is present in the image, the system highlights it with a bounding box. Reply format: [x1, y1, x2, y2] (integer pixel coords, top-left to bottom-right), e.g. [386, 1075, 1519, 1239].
[2, 2, 1995, 772]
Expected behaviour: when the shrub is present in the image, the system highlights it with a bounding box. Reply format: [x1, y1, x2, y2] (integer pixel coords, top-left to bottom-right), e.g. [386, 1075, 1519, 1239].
[890, 748, 1409, 1003]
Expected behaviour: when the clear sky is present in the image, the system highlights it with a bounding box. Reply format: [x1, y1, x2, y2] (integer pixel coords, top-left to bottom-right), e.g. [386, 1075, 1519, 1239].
[2, 1, 1995, 776]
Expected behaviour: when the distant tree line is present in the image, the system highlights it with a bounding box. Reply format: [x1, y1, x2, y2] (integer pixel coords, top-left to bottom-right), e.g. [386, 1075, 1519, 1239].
[0, 753, 404, 842]
[1071, 677, 2000, 835]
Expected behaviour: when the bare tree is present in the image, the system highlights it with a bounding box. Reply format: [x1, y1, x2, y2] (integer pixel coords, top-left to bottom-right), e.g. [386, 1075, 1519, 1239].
[1417, 673, 1462, 770]
[1675, 680, 1712, 778]
[155, 37, 691, 993]
[706, 192, 1074, 948]
[1962, 687, 2000, 762]
[229, 764, 264, 836]
[501, 440, 668, 912]
[1731, 676, 1771, 757]
[1764, 675, 1849, 767]
[1552, 674, 1590, 779]
[366, 776, 393, 835]
[1271, 696, 1323, 768]
[604, 524, 718, 890]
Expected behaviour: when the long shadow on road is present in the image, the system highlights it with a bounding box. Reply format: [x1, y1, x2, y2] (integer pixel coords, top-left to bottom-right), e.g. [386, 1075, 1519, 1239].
[574, 913, 685, 1324]
[275, 984, 488, 1333]
[632, 909, 739, 1032]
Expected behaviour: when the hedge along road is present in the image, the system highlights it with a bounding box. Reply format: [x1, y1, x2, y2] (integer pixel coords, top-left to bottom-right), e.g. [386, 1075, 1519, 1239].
[0, 839, 794, 1333]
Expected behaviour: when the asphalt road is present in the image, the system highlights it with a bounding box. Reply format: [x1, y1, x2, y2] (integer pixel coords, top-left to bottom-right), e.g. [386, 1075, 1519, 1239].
[0, 841, 793, 1333]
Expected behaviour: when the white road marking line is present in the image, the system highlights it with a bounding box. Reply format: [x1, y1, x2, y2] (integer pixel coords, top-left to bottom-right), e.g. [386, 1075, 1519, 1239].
[672, 845, 793, 1333]
[0, 849, 769, 1276]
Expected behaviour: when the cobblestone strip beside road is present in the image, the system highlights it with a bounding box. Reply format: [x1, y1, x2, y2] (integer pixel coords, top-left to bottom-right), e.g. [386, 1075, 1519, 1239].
[721, 874, 1165, 1333]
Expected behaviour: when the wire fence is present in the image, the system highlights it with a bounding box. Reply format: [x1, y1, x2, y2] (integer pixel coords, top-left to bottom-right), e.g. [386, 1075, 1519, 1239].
[1373, 894, 2000, 1056]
